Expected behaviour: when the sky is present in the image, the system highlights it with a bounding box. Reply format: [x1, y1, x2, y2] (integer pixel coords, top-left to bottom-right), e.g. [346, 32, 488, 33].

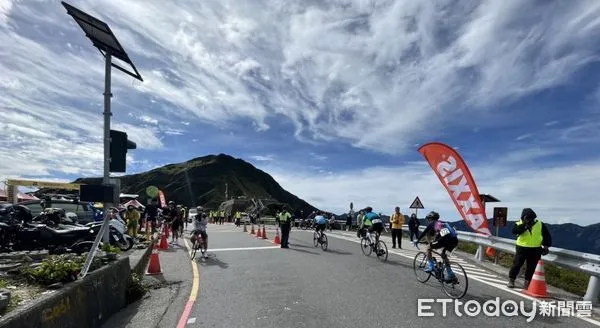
[2, 0, 600, 226]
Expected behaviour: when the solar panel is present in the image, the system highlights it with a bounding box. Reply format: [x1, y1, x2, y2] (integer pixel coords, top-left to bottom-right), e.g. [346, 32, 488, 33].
[62, 1, 143, 81]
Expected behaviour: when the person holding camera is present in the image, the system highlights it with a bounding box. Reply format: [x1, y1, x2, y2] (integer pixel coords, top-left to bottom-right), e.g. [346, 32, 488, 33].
[507, 208, 552, 289]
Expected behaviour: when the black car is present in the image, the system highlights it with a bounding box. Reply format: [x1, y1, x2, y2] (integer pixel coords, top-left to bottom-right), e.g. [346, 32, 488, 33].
[17, 199, 95, 224]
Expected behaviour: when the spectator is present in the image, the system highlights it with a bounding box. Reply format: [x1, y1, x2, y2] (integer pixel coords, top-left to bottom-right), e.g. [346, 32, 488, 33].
[124, 205, 140, 238]
[408, 213, 420, 242]
[390, 207, 405, 248]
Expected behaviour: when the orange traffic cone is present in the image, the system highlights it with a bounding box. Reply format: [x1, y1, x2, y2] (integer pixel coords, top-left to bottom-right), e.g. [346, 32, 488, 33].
[523, 260, 549, 298]
[486, 247, 496, 257]
[146, 248, 162, 275]
[257, 227, 262, 238]
[250, 224, 255, 235]
[262, 225, 268, 240]
[273, 228, 280, 245]
[159, 233, 169, 250]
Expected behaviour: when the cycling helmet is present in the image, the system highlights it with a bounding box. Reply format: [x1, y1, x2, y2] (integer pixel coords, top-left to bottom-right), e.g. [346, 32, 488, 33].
[168, 201, 175, 205]
[365, 207, 373, 212]
[426, 211, 440, 221]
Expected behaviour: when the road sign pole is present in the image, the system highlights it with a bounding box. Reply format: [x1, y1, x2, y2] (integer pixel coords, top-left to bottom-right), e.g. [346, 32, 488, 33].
[79, 52, 114, 279]
[102, 51, 112, 243]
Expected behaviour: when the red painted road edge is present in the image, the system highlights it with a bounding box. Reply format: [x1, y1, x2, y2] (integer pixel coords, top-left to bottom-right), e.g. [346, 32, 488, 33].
[176, 300, 195, 328]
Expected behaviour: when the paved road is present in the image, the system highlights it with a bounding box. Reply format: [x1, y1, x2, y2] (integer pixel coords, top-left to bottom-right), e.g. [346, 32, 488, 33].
[175, 224, 600, 328]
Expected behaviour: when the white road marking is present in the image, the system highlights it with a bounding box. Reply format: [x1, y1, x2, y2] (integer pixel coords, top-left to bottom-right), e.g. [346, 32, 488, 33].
[187, 317, 197, 324]
[321, 231, 600, 326]
[208, 246, 281, 252]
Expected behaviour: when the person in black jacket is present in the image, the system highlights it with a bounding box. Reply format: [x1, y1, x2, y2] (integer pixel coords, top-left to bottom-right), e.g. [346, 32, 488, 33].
[408, 213, 420, 242]
[507, 208, 552, 289]
[142, 198, 160, 233]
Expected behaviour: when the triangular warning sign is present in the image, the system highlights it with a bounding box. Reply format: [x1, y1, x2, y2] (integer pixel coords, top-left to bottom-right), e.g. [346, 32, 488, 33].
[410, 197, 424, 209]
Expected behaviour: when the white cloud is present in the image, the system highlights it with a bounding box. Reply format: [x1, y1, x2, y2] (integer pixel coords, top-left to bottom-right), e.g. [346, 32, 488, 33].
[249, 155, 274, 162]
[137, 115, 158, 125]
[2, 0, 600, 217]
[264, 152, 600, 226]
[3, 0, 596, 157]
[0, 0, 12, 27]
[515, 133, 532, 141]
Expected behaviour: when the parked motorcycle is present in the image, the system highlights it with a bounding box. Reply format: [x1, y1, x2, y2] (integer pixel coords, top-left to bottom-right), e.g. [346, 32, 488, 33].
[85, 219, 134, 251]
[0, 206, 96, 254]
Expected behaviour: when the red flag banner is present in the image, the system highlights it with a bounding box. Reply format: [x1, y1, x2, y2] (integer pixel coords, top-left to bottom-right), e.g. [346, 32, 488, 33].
[158, 190, 167, 208]
[418, 142, 491, 236]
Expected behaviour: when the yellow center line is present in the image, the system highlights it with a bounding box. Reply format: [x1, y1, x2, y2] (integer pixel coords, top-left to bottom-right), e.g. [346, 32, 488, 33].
[183, 238, 200, 301]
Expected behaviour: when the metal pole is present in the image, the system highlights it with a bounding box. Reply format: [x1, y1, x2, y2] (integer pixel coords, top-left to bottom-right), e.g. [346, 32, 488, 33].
[103, 51, 112, 243]
[79, 52, 113, 278]
[584, 276, 600, 304]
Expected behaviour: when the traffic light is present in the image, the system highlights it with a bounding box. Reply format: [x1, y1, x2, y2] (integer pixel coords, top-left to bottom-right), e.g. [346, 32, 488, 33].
[109, 129, 136, 172]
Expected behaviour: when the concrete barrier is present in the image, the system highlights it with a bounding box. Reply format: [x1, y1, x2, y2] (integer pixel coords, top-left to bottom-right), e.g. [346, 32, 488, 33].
[0, 257, 130, 328]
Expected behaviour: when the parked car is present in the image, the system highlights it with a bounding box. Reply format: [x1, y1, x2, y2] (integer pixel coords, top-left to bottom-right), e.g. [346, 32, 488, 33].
[17, 199, 95, 224]
[187, 208, 197, 222]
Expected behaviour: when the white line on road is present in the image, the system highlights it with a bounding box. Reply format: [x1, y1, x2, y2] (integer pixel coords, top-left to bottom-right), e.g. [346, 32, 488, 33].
[469, 275, 510, 285]
[208, 246, 281, 252]
[187, 318, 197, 324]
[323, 231, 600, 327]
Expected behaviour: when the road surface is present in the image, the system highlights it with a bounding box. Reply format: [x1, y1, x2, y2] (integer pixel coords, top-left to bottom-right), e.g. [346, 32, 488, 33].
[106, 223, 600, 327]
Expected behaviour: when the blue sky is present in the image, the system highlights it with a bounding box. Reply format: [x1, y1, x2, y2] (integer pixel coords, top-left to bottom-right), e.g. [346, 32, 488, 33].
[2, 1, 600, 225]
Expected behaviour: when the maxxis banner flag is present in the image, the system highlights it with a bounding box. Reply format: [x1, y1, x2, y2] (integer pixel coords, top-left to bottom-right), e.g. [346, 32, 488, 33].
[418, 142, 492, 236]
[158, 190, 167, 208]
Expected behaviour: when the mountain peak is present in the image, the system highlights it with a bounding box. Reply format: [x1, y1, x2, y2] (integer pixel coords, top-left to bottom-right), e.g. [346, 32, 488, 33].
[73, 153, 317, 215]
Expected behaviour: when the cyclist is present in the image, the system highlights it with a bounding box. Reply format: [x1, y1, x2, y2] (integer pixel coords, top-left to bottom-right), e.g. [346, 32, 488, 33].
[413, 211, 458, 281]
[190, 206, 208, 252]
[360, 207, 384, 253]
[313, 212, 328, 239]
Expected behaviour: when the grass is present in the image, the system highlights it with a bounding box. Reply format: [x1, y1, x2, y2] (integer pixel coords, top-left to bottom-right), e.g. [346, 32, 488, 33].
[0, 279, 6, 289]
[455, 241, 594, 299]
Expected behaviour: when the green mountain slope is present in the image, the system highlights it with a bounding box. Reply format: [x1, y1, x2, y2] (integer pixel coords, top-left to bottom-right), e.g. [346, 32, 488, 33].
[73, 154, 318, 213]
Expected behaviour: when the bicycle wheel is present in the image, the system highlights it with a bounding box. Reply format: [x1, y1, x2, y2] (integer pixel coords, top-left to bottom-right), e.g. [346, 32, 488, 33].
[376, 240, 388, 262]
[441, 261, 468, 299]
[190, 239, 198, 260]
[313, 232, 319, 247]
[361, 237, 372, 256]
[413, 252, 431, 283]
[320, 234, 328, 251]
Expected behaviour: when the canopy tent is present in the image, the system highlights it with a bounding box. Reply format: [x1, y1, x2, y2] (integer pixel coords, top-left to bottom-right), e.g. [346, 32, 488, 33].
[123, 199, 144, 209]
[0, 188, 39, 202]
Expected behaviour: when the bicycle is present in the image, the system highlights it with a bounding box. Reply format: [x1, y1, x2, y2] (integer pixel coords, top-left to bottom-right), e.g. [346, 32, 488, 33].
[313, 230, 328, 251]
[413, 241, 468, 299]
[190, 231, 207, 260]
[360, 229, 387, 262]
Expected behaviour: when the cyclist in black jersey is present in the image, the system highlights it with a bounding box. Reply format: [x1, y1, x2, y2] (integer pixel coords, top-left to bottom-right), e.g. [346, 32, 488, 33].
[413, 211, 458, 280]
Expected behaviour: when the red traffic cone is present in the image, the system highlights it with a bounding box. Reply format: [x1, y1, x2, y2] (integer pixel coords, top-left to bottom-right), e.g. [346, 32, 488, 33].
[159, 233, 169, 250]
[273, 228, 280, 245]
[257, 227, 262, 238]
[146, 248, 162, 275]
[262, 225, 268, 240]
[523, 260, 549, 298]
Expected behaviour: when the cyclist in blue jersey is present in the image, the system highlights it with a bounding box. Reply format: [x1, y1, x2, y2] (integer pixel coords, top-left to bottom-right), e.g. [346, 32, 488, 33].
[413, 211, 458, 280]
[359, 207, 384, 247]
[314, 212, 328, 237]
